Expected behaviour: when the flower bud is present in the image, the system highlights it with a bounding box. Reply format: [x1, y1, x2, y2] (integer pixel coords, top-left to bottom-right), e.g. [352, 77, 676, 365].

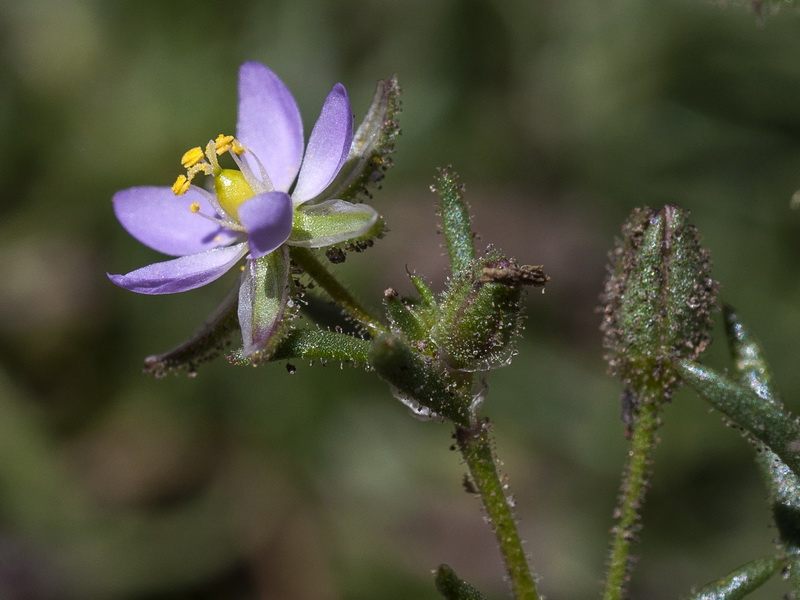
[432, 253, 548, 372]
[601, 205, 718, 399]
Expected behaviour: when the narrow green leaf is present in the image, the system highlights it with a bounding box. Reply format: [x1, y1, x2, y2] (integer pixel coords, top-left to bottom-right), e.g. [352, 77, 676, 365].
[677, 360, 800, 480]
[724, 306, 800, 551]
[434, 166, 475, 274]
[143, 285, 239, 377]
[434, 564, 489, 600]
[229, 328, 370, 366]
[724, 306, 780, 405]
[685, 556, 783, 600]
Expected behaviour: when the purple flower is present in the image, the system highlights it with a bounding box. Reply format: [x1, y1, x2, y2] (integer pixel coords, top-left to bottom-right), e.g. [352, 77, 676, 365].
[109, 62, 381, 356]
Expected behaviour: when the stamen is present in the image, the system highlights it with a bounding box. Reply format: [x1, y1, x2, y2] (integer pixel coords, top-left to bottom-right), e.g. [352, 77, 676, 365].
[172, 175, 190, 196]
[187, 162, 213, 179]
[215, 134, 236, 155]
[204, 140, 221, 172]
[173, 160, 213, 196]
[185, 198, 244, 232]
[230, 148, 272, 194]
[214, 134, 246, 156]
[230, 139, 245, 155]
[181, 146, 205, 168]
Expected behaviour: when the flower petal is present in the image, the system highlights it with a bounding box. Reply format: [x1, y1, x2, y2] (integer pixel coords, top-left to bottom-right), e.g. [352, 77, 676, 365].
[108, 243, 248, 295]
[238, 246, 291, 358]
[237, 62, 303, 192]
[113, 187, 240, 256]
[288, 199, 380, 247]
[292, 84, 354, 204]
[237, 192, 293, 258]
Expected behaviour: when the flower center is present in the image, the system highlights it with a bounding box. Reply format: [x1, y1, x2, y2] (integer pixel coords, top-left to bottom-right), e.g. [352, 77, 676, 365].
[171, 134, 260, 223]
[171, 134, 246, 196]
[214, 169, 254, 221]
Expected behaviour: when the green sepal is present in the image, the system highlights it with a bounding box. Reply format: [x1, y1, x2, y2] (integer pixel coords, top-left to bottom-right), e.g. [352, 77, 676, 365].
[677, 359, 800, 480]
[724, 305, 800, 551]
[320, 75, 401, 203]
[142, 285, 239, 377]
[684, 556, 783, 600]
[369, 334, 470, 426]
[383, 288, 430, 341]
[434, 166, 475, 274]
[289, 199, 384, 248]
[434, 564, 489, 600]
[238, 246, 293, 361]
[229, 327, 370, 366]
[409, 273, 437, 308]
[406, 273, 440, 333]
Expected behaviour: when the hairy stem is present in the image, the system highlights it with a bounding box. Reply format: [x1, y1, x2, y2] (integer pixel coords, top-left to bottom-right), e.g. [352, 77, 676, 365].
[290, 246, 387, 338]
[456, 420, 540, 600]
[603, 392, 661, 600]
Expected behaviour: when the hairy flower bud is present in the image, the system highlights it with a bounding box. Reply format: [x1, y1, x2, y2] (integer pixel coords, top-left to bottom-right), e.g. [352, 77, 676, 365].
[432, 253, 548, 372]
[600, 205, 718, 402]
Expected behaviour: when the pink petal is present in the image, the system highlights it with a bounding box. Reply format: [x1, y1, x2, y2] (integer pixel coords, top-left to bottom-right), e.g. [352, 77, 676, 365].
[292, 84, 354, 204]
[108, 243, 248, 295]
[236, 62, 303, 192]
[237, 192, 294, 258]
[113, 186, 239, 256]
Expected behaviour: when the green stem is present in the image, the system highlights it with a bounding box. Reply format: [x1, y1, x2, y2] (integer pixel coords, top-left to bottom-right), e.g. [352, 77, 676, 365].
[456, 420, 540, 600]
[290, 246, 387, 338]
[603, 392, 661, 600]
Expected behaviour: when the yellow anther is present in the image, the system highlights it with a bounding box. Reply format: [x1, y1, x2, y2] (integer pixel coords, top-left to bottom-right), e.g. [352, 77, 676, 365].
[181, 146, 205, 168]
[172, 141, 223, 196]
[189, 202, 201, 213]
[215, 134, 236, 155]
[172, 174, 190, 196]
[230, 139, 245, 155]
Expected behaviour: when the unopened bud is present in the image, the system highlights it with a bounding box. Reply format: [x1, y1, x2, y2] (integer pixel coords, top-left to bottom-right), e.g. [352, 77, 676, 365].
[601, 205, 718, 400]
[433, 253, 548, 372]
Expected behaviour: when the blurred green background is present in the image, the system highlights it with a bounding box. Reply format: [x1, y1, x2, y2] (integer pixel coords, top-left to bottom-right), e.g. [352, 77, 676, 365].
[2, 0, 800, 598]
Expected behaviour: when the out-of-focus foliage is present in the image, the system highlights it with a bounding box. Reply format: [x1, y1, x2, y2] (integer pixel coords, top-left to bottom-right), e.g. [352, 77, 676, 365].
[1, 0, 800, 598]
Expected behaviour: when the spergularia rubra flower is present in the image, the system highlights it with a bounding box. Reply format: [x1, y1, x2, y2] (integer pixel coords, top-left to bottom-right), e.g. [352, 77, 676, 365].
[109, 62, 386, 357]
